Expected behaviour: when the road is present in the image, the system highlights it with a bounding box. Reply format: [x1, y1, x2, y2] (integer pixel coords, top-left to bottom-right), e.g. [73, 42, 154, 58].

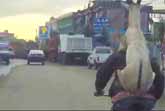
[0, 61, 164, 110]
[0, 62, 111, 110]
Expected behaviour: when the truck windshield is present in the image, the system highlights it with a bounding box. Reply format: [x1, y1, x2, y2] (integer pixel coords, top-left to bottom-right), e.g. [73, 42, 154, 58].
[96, 48, 110, 54]
[0, 45, 9, 51]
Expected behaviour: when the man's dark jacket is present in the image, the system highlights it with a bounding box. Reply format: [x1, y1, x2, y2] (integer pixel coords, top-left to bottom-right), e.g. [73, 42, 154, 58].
[95, 50, 165, 100]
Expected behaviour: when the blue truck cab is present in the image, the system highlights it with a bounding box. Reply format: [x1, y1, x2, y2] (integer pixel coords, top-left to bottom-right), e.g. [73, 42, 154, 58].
[0, 42, 14, 65]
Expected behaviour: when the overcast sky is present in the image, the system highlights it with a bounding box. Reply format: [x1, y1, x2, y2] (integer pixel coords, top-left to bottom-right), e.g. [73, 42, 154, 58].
[0, 0, 164, 17]
[0, 0, 163, 41]
[0, 0, 88, 17]
[0, 0, 88, 40]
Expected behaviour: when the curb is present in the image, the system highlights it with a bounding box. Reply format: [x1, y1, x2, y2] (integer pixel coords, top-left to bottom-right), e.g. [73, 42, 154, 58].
[0, 59, 26, 77]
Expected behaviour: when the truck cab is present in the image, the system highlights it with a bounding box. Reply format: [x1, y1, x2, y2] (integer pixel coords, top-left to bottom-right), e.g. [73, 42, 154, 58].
[0, 42, 14, 65]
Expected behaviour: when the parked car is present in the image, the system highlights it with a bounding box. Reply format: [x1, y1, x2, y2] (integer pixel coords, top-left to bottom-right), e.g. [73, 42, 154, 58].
[87, 46, 113, 69]
[27, 50, 45, 65]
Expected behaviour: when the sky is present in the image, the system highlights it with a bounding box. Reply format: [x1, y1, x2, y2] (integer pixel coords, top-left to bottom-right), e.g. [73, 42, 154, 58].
[0, 0, 88, 41]
[0, 0, 164, 41]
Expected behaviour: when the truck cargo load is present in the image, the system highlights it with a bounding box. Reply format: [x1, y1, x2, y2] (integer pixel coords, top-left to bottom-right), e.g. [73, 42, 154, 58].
[58, 34, 92, 65]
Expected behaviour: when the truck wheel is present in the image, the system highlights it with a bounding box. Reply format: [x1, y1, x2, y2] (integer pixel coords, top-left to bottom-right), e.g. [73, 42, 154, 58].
[83, 54, 89, 65]
[66, 54, 71, 65]
[62, 53, 67, 65]
[42, 62, 45, 65]
[6, 60, 10, 65]
[27, 61, 30, 65]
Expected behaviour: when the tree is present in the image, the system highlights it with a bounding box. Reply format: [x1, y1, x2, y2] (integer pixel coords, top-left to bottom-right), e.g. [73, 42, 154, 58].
[10, 39, 27, 59]
[26, 40, 38, 51]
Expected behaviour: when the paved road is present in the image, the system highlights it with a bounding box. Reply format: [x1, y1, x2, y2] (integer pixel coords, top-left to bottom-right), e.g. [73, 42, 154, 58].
[0, 61, 164, 110]
[0, 59, 26, 76]
[0, 62, 111, 110]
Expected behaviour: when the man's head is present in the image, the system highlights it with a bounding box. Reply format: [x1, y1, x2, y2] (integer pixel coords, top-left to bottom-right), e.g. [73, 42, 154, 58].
[127, 0, 142, 5]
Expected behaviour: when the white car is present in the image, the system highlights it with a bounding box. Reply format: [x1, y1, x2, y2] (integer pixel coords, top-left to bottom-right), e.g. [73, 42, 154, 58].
[87, 47, 113, 69]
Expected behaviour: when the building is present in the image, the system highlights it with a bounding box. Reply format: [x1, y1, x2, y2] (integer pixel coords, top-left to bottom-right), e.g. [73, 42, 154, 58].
[41, 0, 153, 49]
[0, 30, 15, 42]
[56, 13, 74, 34]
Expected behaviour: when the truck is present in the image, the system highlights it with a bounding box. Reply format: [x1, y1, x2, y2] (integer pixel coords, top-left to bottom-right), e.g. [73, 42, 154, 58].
[0, 42, 14, 65]
[58, 34, 92, 65]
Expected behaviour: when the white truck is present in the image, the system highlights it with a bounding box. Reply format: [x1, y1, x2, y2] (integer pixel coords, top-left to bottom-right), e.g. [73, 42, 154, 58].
[58, 34, 92, 65]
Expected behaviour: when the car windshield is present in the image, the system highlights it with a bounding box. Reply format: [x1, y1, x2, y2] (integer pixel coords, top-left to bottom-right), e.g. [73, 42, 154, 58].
[96, 48, 110, 54]
[0, 44, 9, 51]
[0, 0, 164, 110]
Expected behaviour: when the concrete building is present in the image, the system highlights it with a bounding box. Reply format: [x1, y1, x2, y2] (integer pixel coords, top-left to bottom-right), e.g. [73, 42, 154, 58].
[0, 30, 15, 42]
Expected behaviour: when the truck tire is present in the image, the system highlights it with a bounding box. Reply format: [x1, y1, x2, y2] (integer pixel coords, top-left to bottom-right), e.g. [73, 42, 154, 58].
[62, 53, 67, 65]
[62, 53, 72, 65]
[27, 61, 30, 65]
[42, 62, 45, 65]
[83, 56, 88, 65]
[66, 54, 71, 65]
[6, 59, 10, 65]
